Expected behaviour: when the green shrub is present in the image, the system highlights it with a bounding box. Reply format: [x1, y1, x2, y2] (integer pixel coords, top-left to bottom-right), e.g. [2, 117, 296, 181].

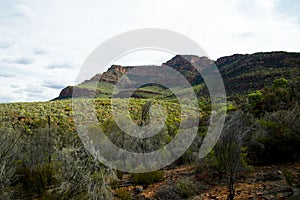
[273, 77, 288, 88]
[14, 163, 57, 198]
[115, 188, 132, 200]
[283, 169, 294, 187]
[116, 170, 124, 180]
[248, 90, 262, 103]
[175, 177, 195, 198]
[255, 115, 299, 163]
[196, 150, 224, 176]
[131, 170, 164, 186]
[109, 178, 120, 189]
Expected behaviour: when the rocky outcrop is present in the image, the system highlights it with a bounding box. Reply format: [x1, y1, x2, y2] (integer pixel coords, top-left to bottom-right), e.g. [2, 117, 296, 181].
[53, 86, 74, 100]
[52, 85, 100, 100]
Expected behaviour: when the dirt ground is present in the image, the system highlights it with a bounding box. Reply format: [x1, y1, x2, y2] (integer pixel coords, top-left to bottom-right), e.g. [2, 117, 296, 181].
[113, 162, 300, 200]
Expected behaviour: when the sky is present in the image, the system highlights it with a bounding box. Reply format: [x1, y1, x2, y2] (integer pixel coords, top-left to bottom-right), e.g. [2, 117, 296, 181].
[0, 0, 299, 103]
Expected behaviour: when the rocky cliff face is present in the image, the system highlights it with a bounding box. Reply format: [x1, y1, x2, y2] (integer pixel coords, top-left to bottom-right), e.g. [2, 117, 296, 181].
[52, 86, 100, 100]
[164, 55, 213, 71]
[82, 65, 132, 85]
[54, 52, 300, 100]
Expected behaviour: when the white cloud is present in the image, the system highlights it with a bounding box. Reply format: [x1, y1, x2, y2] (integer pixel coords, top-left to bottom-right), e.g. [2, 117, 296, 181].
[14, 4, 37, 19]
[114, 50, 174, 66]
[0, 0, 299, 103]
[14, 57, 35, 65]
[45, 63, 74, 69]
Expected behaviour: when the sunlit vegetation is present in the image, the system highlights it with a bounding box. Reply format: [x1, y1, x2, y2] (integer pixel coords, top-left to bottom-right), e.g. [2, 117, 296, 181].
[0, 97, 208, 199]
[0, 76, 300, 199]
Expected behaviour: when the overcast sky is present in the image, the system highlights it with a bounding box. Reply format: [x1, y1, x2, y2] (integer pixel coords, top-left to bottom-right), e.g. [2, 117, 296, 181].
[0, 0, 299, 103]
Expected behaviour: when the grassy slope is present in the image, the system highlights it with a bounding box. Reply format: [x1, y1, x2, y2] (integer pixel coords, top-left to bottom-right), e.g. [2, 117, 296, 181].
[0, 98, 203, 132]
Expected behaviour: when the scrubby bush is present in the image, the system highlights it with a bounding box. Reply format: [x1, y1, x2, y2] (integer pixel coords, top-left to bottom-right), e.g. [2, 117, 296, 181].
[175, 177, 195, 198]
[240, 103, 300, 165]
[0, 122, 21, 199]
[14, 163, 57, 198]
[116, 170, 124, 180]
[131, 170, 165, 186]
[272, 77, 288, 88]
[248, 78, 294, 114]
[115, 188, 132, 200]
[283, 169, 294, 187]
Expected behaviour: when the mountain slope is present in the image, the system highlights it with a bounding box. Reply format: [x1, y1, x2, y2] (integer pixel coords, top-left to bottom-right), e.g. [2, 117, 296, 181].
[54, 51, 300, 100]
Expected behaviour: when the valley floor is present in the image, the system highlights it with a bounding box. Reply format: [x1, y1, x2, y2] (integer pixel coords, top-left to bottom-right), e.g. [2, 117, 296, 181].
[113, 162, 300, 200]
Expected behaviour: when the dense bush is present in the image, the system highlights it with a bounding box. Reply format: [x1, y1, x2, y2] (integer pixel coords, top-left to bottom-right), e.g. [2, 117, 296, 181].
[0, 109, 115, 199]
[0, 122, 21, 199]
[231, 77, 300, 165]
[131, 171, 165, 186]
[14, 164, 57, 198]
[247, 78, 297, 114]
[252, 106, 300, 163]
[115, 188, 132, 200]
[175, 177, 195, 198]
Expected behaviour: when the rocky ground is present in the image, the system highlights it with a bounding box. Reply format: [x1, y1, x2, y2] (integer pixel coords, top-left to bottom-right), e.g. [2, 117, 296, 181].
[113, 162, 300, 200]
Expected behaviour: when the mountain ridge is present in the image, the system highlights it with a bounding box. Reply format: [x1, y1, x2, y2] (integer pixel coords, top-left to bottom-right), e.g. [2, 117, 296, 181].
[54, 51, 300, 100]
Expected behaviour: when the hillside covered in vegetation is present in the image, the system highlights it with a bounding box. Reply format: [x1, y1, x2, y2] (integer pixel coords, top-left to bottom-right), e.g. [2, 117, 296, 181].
[0, 51, 300, 199]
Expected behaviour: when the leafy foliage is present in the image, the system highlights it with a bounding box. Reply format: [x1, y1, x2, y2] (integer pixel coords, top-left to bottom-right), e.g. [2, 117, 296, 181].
[175, 177, 195, 198]
[131, 171, 165, 186]
[115, 188, 132, 200]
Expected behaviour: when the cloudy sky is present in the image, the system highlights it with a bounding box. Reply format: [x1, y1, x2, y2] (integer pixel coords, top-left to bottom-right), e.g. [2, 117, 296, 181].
[0, 0, 299, 103]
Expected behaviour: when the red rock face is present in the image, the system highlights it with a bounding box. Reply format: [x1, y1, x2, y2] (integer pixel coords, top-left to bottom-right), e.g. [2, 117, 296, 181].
[108, 65, 130, 74]
[58, 86, 73, 99]
[56, 86, 100, 99]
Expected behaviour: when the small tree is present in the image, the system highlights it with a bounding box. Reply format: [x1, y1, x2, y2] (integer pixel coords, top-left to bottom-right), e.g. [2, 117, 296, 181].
[139, 100, 152, 126]
[215, 111, 251, 200]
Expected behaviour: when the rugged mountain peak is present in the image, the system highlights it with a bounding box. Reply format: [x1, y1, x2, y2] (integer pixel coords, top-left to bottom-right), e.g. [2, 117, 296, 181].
[163, 55, 214, 72]
[107, 65, 131, 73]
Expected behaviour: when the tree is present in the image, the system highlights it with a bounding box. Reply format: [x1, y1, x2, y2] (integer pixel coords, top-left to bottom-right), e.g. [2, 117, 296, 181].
[0, 121, 21, 199]
[215, 111, 251, 200]
[139, 100, 152, 126]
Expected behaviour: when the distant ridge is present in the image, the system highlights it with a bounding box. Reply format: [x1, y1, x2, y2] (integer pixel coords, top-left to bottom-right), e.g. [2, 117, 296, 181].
[53, 51, 300, 100]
